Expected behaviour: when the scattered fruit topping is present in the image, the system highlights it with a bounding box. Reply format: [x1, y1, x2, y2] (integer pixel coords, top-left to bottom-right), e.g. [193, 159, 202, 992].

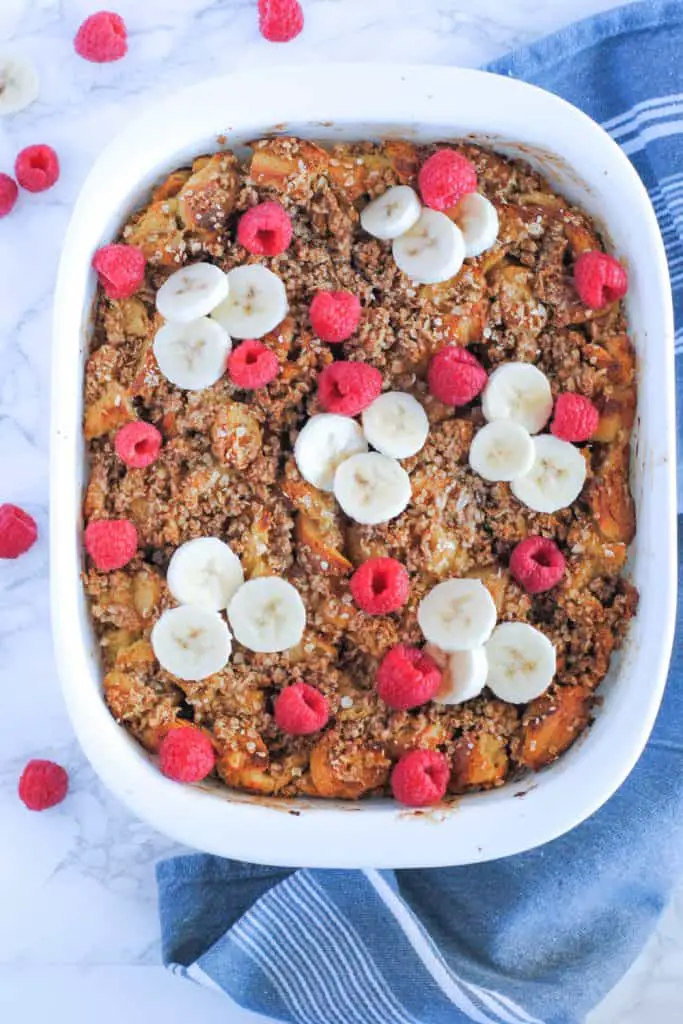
[18, 759, 68, 811]
[333, 452, 411, 526]
[274, 682, 329, 735]
[154, 319, 231, 391]
[258, 0, 304, 42]
[418, 578, 497, 652]
[74, 11, 128, 63]
[167, 537, 244, 611]
[573, 250, 628, 309]
[485, 622, 556, 703]
[482, 362, 553, 435]
[376, 644, 442, 710]
[294, 413, 368, 492]
[228, 577, 306, 654]
[452, 192, 499, 257]
[0, 503, 37, 559]
[361, 391, 429, 459]
[156, 262, 228, 323]
[360, 185, 422, 240]
[84, 518, 138, 571]
[14, 144, 59, 192]
[0, 173, 18, 217]
[550, 393, 600, 442]
[92, 244, 146, 300]
[309, 290, 361, 343]
[468, 421, 535, 483]
[212, 264, 288, 339]
[427, 345, 487, 406]
[418, 149, 477, 211]
[509, 536, 566, 595]
[114, 421, 162, 469]
[391, 749, 450, 808]
[392, 208, 465, 285]
[350, 557, 410, 615]
[238, 201, 293, 256]
[510, 435, 587, 514]
[425, 643, 488, 705]
[159, 726, 216, 782]
[317, 361, 382, 416]
[152, 606, 232, 681]
[228, 339, 279, 389]
[0, 52, 40, 116]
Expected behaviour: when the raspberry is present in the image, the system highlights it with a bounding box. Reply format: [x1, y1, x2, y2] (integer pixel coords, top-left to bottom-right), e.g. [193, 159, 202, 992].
[318, 362, 382, 416]
[573, 250, 628, 309]
[238, 201, 293, 256]
[0, 174, 18, 217]
[15, 145, 60, 193]
[115, 421, 162, 468]
[550, 393, 600, 442]
[0, 504, 37, 559]
[228, 340, 279, 389]
[509, 536, 566, 595]
[275, 682, 329, 735]
[418, 149, 477, 211]
[18, 759, 68, 811]
[427, 346, 487, 406]
[74, 11, 128, 62]
[84, 519, 138, 571]
[350, 557, 410, 615]
[258, 0, 304, 42]
[376, 645, 442, 711]
[391, 749, 450, 808]
[159, 726, 215, 782]
[92, 244, 146, 300]
[309, 291, 361, 343]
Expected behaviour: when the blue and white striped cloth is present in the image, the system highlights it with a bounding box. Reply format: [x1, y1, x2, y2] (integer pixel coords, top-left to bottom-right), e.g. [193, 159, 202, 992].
[157, 3, 683, 1022]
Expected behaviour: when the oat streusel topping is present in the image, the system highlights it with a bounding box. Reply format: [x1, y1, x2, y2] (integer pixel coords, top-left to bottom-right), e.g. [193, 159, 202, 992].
[83, 137, 637, 798]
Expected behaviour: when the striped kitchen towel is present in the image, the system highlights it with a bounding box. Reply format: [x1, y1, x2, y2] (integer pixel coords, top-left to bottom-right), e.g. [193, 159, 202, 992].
[157, 2, 683, 1022]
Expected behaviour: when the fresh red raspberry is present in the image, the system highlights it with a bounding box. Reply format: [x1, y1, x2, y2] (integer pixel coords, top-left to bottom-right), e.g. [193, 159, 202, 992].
[391, 749, 450, 808]
[115, 421, 162, 468]
[0, 174, 18, 217]
[15, 145, 60, 193]
[427, 346, 487, 406]
[309, 291, 362, 343]
[0, 504, 37, 559]
[573, 250, 628, 309]
[318, 361, 382, 416]
[275, 682, 329, 735]
[18, 759, 68, 811]
[228, 339, 280, 389]
[350, 557, 410, 615]
[418, 149, 477, 211]
[550, 392, 600, 442]
[238, 201, 293, 256]
[92, 244, 146, 300]
[258, 0, 304, 42]
[159, 726, 216, 782]
[376, 644, 442, 711]
[509, 536, 566, 595]
[74, 11, 128, 62]
[84, 519, 138, 571]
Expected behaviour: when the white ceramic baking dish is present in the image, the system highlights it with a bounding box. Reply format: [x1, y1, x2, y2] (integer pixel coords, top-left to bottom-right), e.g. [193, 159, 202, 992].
[51, 65, 676, 868]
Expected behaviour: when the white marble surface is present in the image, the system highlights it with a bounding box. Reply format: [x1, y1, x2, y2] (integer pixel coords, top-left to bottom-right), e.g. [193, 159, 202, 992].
[0, 0, 679, 1021]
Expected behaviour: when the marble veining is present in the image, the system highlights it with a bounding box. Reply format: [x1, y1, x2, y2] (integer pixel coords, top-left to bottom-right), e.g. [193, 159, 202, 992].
[1, 1, 678, 1021]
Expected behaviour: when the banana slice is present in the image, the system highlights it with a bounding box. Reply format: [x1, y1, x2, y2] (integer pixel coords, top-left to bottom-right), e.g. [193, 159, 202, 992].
[418, 578, 497, 652]
[227, 577, 306, 654]
[0, 51, 39, 116]
[167, 537, 244, 611]
[155, 263, 229, 323]
[294, 413, 368, 493]
[511, 435, 587, 513]
[452, 193, 499, 257]
[153, 317, 231, 391]
[392, 208, 465, 284]
[151, 605, 232, 681]
[425, 642, 489, 705]
[211, 265, 288, 339]
[360, 185, 422, 240]
[333, 452, 411, 525]
[485, 622, 556, 703]
[482, 362, 553, 435]
[469, 421, 535, 482]
[361, 392, 429, 459]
